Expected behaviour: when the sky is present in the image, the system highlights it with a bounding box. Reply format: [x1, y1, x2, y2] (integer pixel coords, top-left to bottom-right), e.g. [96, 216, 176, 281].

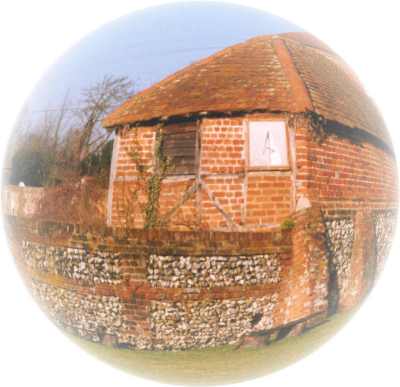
[26, 2, 300, 115]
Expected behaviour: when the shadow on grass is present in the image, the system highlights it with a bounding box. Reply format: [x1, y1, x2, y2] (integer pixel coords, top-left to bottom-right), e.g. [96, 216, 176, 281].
[67, 312, 353, 385]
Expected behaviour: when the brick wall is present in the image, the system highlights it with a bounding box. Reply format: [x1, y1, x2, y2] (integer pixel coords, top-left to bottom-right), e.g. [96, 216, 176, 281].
[112, 114, 398, 232]
[294, 124, 398, 211]
[7, 216, 308, 350]
[200, 118, 245, 175]
[281, 208, 329, 324]
[110, 125, 156, 227]
[109, 115, 293, 230]
[6, 204, 396, 350]
[293, 121, 398, 310]
[246, 173, 292, 226]
[199, 116, 293, 229]
[109, 115, 397, 232]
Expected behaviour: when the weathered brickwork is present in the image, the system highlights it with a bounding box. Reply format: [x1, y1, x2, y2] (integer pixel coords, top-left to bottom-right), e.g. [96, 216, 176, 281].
[110, 115, 398, 233]
[150, 295, 278, 350]
[148, 254, 281, 288]
[200, 118, 245, 175]
[22, 241, 122, 284]
[6, 203, 396, 350]
[295, 124, 398, 211]
[110, 115, 293, 230]
[282, 208, 329, 325]
[110, 125, 155, 228]
[200, 175, 245, 230]
[290, 120, 397, 312]
[157, 178, 198, 228]
[114, 126, 155, 180]
[5, 30, 399, 357]
[246, 173, 292, 227]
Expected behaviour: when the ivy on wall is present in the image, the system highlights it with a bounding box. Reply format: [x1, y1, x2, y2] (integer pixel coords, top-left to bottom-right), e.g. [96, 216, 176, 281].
[128, 125, 173, 229]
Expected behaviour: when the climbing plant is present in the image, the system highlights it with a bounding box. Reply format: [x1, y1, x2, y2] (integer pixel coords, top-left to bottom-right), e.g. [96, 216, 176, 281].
[128, 125, 172, 229]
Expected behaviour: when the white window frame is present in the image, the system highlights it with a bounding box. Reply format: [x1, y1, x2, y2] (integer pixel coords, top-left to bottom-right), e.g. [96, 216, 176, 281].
[246, 119, 290, 170]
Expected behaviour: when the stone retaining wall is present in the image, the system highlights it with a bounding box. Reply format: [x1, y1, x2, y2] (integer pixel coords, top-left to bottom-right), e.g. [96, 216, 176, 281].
[150, 295, 278, 350]
[325, 217, 355, 307]
[6, 207, 395, 350]
[7, 216, 293, 350]
[374, 210, 397, 276]
[31, 279, 125, 341]
[148, 254, 281, 288]
[22, 241, 122, 285]
[30, 278, 151, 349]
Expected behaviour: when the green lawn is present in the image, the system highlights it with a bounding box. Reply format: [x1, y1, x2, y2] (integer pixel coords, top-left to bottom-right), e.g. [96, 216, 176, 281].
[68, 312, 352, 385]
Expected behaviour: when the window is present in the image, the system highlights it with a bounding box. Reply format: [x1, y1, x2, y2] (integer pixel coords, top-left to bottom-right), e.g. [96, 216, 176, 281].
[161, 124, 198, 175]
[248, 120, 289, 168]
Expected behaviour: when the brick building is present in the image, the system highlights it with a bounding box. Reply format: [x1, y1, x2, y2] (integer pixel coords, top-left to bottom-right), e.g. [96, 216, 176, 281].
[7, 32, 397, 354]
[103, 32, 397, 233]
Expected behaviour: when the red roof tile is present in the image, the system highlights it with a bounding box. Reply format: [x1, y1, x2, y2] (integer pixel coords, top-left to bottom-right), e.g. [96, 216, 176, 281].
[284, 38, 389, 143]
[103, 32, 389, 145]
[279, 32, 335, 54]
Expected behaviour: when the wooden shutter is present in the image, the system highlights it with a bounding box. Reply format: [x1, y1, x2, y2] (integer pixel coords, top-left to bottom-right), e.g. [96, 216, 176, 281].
[162, 124, 198, 175]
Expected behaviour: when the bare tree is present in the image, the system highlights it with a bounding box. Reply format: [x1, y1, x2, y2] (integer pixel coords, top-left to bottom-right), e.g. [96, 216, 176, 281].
[6, 103, 33, 157]
[52, 90, 70, 152]
[9, 75, 135, 186]
[74, 75, 134, 163]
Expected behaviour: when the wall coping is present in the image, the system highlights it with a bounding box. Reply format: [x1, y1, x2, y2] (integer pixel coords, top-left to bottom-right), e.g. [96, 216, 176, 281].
[5, 215, 292, 255]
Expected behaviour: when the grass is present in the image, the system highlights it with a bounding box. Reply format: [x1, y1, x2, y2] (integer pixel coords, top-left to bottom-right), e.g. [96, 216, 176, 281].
[67, 312, 352, 385]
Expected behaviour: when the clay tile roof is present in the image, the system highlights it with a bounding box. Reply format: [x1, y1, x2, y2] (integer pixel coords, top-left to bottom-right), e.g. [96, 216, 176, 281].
[103, 32, 389, 146]
[279, 32, 335, 54]
[284, 38, 389, 144]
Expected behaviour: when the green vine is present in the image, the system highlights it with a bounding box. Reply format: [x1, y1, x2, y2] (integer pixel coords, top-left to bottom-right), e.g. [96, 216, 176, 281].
[129, 126, 172, 229]
[280, 218, 295, 231]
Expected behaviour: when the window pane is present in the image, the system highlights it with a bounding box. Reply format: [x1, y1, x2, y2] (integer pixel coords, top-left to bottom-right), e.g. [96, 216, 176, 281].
[249, 121, 288, 167]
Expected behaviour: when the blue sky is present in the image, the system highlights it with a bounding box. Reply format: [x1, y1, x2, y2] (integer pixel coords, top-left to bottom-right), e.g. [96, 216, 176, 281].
[27, 2, 300, 113]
